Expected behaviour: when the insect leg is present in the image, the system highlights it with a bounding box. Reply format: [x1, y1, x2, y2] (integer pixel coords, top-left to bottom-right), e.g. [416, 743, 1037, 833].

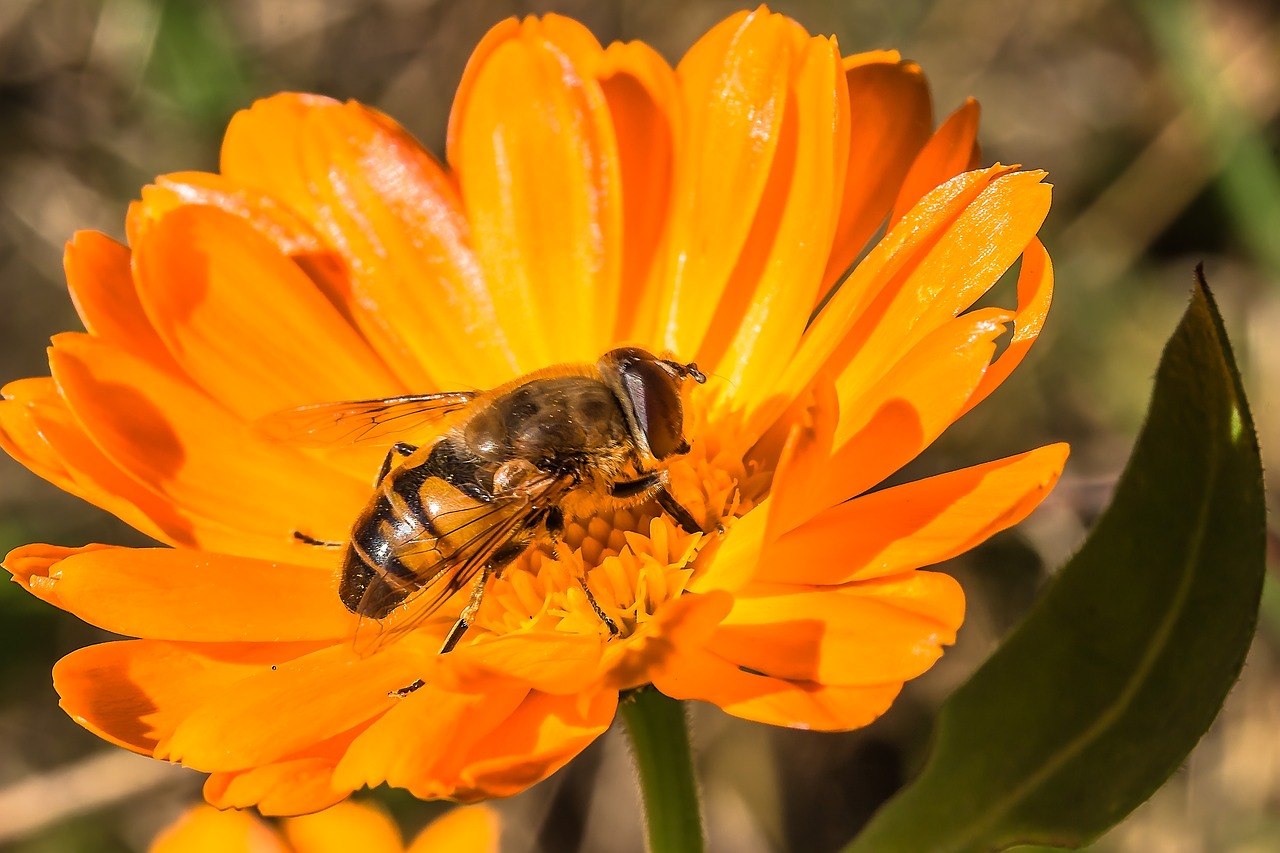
[611, 472, 661, 499]
[579, 577, 619, 637]
[438, 563, 494, 654]
[612, 472, 704, 534]
[654, 475, 703, 534]
[292, 530, 343, 548]
[375, 441, 419, 485]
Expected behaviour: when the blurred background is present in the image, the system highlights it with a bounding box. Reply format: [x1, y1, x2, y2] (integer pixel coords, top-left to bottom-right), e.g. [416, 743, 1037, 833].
[1, 0, 1278, 850]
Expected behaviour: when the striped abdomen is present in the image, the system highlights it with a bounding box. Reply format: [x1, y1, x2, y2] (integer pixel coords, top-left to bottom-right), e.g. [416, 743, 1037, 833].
[338, 439, 531, 618]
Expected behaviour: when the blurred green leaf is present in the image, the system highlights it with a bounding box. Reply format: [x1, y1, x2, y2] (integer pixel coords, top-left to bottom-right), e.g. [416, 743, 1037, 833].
[845, 273, 1265, 853]
[1135, 0, 1280, 279]
[145, 0, 249, 126]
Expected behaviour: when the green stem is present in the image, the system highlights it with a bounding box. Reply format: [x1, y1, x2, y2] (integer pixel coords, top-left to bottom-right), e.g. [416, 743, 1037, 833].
[619, 688, 705, 853]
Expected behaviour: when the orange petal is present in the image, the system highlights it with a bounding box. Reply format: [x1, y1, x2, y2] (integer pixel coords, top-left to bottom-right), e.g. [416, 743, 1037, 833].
[450, 17, 623, 366]
[50, 547, 350, 642]
[222, 95, 512, 389]
[135, 173, 401, 403]
[598, 40, 681, 345]
[760, 444, 1069, 585]
[54, 639, 322, 754]
[160, 641, 420, 771]
[332, 680, 529, 799]
[959, 237, 1055, 417]
[774, 164, 1016, 437]
[151, 805, 288, 853]
[0, 378, 182, 544]
[810, 168, 1050, 440]
[818, 57, 933, 302]
[762, 373, 839, 540]
[3, 542, 111, 608]
[455, 632, 604, 694]
[656, 9, 795, 357]
[205, 758, 352, 817]
[0, 380, 86, 508]
[691, 506, 768, 593]
[829, 169, 1049, 391]
[445, 17, 522, 161]
[64, 232, 179, 372]
[407, 806, 502, 853]
[854, 170, 1048, 367]
[601, 588, 734, 689]
[710, 571, 964, 685]
[451, 689, 617, 800]
[696, 33, 850, 410]
[48, 332, 367, 562]
[890, 98, 982, 224]
[653, 645, 902, 731]
[135, 171, 327, 256]
[132, 204, 402, 420]
[815, 308, 1012, 510]
[284, 801, 403, 853]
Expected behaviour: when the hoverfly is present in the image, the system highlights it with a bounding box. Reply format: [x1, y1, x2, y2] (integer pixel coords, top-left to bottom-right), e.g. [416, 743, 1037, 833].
[261, 347, 708, 662]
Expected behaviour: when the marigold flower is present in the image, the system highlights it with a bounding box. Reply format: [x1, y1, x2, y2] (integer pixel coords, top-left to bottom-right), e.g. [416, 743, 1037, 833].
[150, 801, 498, 853]
[1, 7, 1065, 814]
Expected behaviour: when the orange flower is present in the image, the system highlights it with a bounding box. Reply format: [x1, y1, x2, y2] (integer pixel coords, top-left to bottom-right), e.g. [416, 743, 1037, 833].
[1, 7, 1065, 814]
[150, 801, 498, 853]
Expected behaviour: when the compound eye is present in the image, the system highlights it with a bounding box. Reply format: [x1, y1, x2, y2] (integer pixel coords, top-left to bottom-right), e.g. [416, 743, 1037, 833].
[618, 359, 684, 460]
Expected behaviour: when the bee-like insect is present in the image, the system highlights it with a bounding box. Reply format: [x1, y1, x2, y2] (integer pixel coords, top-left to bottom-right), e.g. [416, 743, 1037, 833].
[261, 347, 708, 659]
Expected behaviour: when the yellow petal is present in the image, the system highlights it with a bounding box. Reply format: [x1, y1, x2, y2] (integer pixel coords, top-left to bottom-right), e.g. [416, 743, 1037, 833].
[407, 806, 501, 853]
[150, 805, 288, 853]
[284, 801, 403, 853]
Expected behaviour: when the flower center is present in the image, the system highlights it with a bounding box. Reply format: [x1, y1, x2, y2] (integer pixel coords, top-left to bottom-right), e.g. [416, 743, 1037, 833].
[469, 391, 763, 643]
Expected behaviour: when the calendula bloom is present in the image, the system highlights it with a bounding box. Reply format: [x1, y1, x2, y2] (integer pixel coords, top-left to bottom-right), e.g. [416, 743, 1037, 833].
[150, 801, 498, 853]
[1, 7, 1065, 814]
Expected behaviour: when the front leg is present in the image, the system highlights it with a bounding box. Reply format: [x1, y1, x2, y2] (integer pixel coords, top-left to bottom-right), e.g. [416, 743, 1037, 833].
[612, 472, 703, 534]
[654, 479, 703, 534]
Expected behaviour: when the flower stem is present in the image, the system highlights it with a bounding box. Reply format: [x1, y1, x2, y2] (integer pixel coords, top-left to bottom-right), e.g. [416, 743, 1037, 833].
[620, 688, 705, 853]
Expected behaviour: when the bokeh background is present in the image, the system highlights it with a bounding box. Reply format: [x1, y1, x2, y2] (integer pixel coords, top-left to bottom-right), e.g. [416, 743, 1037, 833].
[1, 0, 1278, 850]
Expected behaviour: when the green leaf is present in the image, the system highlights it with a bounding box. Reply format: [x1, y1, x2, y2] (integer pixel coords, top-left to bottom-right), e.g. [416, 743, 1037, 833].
[846, 272, 1266, 853]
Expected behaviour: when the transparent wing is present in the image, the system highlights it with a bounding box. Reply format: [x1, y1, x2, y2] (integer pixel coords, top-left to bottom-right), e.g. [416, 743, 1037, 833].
[350, 472, 574, 657]
[255, 392, 478, 448]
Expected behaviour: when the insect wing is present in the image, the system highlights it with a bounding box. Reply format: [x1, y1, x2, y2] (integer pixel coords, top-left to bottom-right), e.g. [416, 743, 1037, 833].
[349, 473, 573, 656]
[255, 392, 478, 448]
